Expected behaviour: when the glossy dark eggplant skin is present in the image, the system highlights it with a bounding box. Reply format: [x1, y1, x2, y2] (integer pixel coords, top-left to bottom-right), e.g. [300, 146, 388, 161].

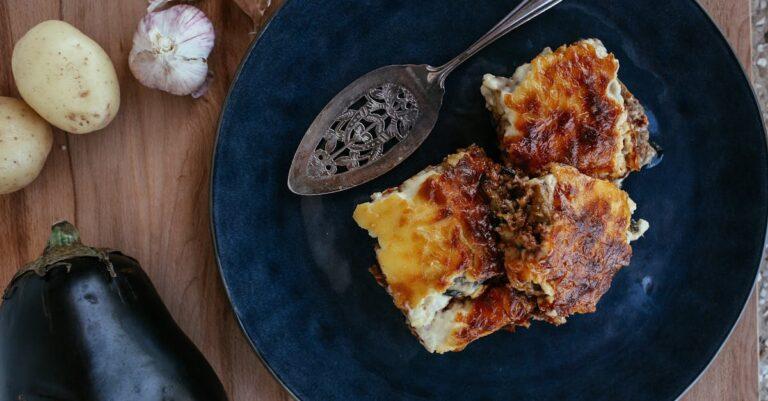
[0, 253, 228, 401]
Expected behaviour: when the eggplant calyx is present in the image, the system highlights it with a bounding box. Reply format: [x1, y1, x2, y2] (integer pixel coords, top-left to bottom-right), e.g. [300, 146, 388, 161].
[5, 221, 117, 295]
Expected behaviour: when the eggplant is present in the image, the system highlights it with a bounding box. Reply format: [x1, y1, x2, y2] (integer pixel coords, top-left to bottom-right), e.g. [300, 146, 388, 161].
[0, 221, 228, 401]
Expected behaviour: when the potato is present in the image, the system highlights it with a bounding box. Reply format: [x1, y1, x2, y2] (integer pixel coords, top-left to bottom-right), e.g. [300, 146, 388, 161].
[12, 20, 120, 134]
[0, 97, 53, 195]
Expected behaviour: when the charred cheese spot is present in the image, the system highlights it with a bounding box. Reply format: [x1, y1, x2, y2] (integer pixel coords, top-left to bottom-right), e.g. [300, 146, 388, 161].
[481, 39, 656, 180]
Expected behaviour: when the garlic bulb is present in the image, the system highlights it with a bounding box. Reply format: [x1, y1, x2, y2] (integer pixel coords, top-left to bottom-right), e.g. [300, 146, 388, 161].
[129, 5, 215, 97]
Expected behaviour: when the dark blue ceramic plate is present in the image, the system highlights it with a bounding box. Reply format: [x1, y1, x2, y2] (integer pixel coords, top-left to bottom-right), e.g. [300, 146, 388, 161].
[211, 1, 768, 400]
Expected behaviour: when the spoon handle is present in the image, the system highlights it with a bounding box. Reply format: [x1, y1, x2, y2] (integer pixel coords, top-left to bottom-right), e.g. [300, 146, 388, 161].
[431, 0, 563, 84]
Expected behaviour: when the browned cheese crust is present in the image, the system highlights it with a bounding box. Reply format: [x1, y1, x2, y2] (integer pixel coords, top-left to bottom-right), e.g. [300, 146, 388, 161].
[493, 41, 655, 180]
[353, 145, 503, 318]
[448, 285, 535, 352]
[414, 145, 504, 285]
[485, 163, 633, 324]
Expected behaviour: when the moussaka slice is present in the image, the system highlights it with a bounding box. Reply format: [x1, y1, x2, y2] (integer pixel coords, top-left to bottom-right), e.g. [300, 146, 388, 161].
[353, 146, 515, 352]
[484, 163, 648, 324]
[481, 39, 656, 180]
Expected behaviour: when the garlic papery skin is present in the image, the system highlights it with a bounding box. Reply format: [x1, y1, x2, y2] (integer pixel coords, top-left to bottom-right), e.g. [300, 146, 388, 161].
[129, 5, 215, 97]
[147, 0, 172, 12]
[147, 0, 196, 13]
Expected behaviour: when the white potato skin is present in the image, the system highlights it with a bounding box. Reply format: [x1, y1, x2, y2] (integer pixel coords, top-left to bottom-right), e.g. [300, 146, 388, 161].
[0, 97, 53, 195]
[12, 20, 120, 134]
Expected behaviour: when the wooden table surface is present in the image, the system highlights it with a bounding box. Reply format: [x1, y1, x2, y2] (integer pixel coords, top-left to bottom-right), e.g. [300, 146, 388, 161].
[0, 0, 758, 400]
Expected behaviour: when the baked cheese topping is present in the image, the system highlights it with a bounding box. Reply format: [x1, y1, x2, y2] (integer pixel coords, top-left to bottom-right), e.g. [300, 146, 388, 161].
[481, 39, 652, 180]
[499, 163, 644, 323]
[353, 147, 501, 329]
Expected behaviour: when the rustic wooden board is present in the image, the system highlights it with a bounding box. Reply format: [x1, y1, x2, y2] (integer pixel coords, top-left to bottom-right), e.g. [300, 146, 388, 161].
[0, 1, 756, 400]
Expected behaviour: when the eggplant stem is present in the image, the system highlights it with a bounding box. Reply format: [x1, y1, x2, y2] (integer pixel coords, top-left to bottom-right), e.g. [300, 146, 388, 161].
[4, 222, 118, 299]
[45, 221, 83, 251]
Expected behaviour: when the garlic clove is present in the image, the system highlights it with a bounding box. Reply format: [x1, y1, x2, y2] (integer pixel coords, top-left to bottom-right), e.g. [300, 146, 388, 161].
[129, 5, 215, 97]
[191, 71, 213, 99]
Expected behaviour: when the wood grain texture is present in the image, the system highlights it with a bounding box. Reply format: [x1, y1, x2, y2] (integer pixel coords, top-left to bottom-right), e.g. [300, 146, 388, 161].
[0, 1, 756, 400]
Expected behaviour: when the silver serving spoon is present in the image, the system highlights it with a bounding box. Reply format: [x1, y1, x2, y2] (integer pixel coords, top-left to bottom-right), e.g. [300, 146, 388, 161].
[288, 0, 563, 195]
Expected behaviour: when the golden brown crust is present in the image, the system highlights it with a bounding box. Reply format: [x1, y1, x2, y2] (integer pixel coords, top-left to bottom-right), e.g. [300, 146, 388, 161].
[538, 165, 632, 320]
[489, 164, 633, 324]
[415, 145, 503, 283]
[353, 145, 503, 314]
[494, 40, 654, 180]
[501, 42, 622, 178]
[449, 285, 535, 352]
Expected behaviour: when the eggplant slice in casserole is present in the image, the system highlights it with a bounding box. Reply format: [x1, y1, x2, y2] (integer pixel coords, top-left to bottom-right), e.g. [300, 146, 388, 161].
[483, 163, 648, 324]
[353, 146, 533, 353]
[481, 39, 656, 181]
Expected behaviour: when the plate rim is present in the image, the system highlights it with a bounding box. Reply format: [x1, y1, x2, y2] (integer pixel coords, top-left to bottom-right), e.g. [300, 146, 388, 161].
[209, 2, 300, 400]
[209, 1, 768, 400]
[670, 0, 767, 399]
